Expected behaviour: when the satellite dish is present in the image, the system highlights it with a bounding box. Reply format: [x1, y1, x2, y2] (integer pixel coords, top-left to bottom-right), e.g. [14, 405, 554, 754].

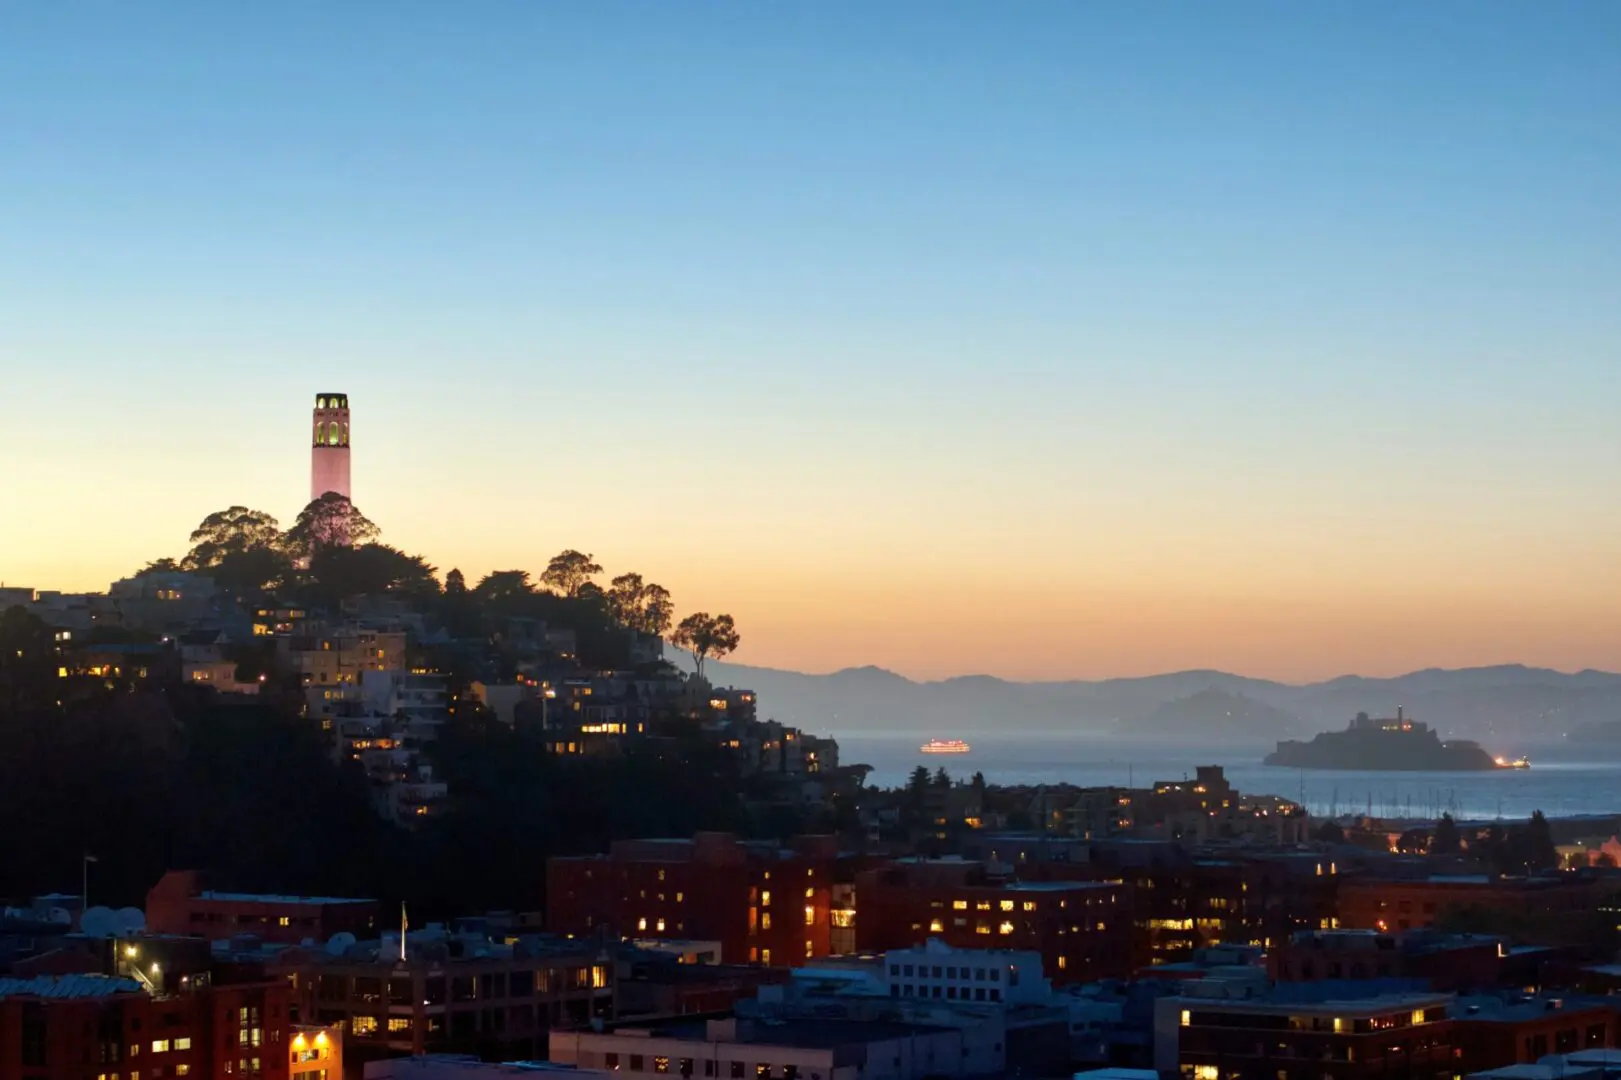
[326, 931, 357, 956]
[80, 907, 119, 939]
[115, 908, 146, 934]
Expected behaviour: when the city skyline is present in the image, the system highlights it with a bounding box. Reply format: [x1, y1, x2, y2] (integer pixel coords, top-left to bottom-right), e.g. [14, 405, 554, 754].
[3, 4, 1619, 681]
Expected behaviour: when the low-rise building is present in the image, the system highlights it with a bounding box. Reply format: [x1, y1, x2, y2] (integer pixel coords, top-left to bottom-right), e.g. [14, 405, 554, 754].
[1154, 987, 1456, 1080]
[551, 1015, 973, 1080]
[289, 1023, 344, 1080]
[145, 869, 379, 945]
[548, 833, 838, 967]
[853, 859, 1131, 984]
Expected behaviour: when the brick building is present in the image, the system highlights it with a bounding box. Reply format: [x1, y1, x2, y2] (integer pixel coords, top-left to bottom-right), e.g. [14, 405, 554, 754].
[1453, 995, 1617, 1075]
[146, 870, 379, 946]
[852, 858, 1131, 984]
[1270, 929, 1515, 992]
[1338, 875, 1604, 936]
[1157, 990, 1457, 1080]
[547, 833, 837, 967]
[0, 971, 292, 1080]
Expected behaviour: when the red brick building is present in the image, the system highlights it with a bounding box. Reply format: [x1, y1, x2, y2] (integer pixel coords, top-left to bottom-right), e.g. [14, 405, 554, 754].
[0, 972, 291, 1080]
[852, 858, 1131, 984]
[1453, 995, 1618, 1074]
[1338, 874, 1602, 935]
[146, 870, 379, 946]
[547, 833, 837, 967]
[1165, 992, 1457, 1080]
[1270, 929, 1508, 991]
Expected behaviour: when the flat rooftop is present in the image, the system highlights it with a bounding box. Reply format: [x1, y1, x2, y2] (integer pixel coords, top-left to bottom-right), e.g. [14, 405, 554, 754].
[0, 975, 144, 1000]
[637, 1018, 949, 1049]
[196, 890, 375, 906]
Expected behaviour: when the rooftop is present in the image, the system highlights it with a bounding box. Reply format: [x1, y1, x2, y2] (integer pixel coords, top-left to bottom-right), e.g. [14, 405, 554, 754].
[196, 889, 375, 907]
[0, 974, 144, 1000]
[628, 1018, 949, 1050]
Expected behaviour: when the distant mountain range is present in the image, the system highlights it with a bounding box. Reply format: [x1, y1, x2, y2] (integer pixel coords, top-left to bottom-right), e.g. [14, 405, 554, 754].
[673, 657, 1621, 746]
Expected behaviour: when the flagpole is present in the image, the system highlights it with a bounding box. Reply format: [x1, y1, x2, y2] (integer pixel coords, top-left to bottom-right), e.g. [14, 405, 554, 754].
[400, 902, 408, 963]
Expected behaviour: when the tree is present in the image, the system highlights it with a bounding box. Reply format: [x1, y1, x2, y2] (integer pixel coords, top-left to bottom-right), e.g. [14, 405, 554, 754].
[1432, 813, 1461, 855]
[307, 544, 439, 605]
[541, 550, 603, 598]
[906, 766, 931, 807]
[183, 507, 283, 570]
[284, 494, 380, 559]
[670, 613, 740, 681]
[607, 573, 648, 626]
[445, 569, 467, 596]
[0, 606, 58, 719]
[1512, 810, 1558, 873]
[932, 767, 951, 789]
[473, 570, 533, 609]
[135, 558, 182, 576]
[607, 574, 676, 637]
[641, 584, 675, 637]
[1314, 820, 1346, 844]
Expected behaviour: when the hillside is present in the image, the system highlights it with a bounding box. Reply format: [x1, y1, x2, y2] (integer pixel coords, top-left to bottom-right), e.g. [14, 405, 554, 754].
[668, 655, 1621, 744]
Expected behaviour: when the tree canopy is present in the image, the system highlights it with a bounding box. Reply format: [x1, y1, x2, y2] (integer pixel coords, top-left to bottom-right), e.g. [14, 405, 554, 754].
[284, 493, 381, 558]
[541, 550, 603, 598]
[671, 612, 740, 681]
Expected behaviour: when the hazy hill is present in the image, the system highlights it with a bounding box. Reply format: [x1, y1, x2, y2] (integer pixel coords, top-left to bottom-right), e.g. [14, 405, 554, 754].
[671, 655, 1621, 744]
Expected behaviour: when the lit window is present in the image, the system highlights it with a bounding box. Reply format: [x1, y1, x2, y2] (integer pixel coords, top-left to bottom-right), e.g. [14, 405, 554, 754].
[761, 912, 772, 930]
[1058, 956, 1067, 970]
[929, 919, 944, 933]
[657, 918, 666, 932]
[352, 1016, 378, 1035]
[387, 1018, 411, 1032]
[806, 940, 814, 958]
[805, 887, 814, 899]
[804, 906, 815, 927]
[278, 917, 290, 927]
[675, 892, 684, 902]
[1022, 901, 1036, 912]
[952, 900, 967, 910]
[151, 1041, 170, 1053]
[761, 891, 771, 907]
[999, 900, 1014, 911]
[592, 965, 608, 988]
[761, 949, 771, 965]
[998, 921, 1014, 935]
[1193, 1067, 1218, 1080]
[174, 1039, 192, 1051]
[1180, 1010, 1192, 1027]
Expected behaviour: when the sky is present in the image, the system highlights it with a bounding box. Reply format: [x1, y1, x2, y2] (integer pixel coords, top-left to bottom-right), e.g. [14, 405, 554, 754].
[2, 3, 1618, 682]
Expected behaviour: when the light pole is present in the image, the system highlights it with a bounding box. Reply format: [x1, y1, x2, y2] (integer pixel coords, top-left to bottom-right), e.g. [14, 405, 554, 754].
[82, 854, 98, 921]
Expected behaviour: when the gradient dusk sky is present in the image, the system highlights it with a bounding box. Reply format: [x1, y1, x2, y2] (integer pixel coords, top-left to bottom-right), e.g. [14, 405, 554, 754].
[3, 3, 1618, 681]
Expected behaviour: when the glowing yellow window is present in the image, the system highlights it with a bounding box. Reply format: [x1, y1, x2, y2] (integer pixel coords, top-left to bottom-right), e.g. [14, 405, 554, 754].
[999, 900, 1014, 911]
[998, 921, 1014, 935]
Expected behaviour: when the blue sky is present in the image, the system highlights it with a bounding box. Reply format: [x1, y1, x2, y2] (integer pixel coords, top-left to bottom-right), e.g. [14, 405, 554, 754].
[2, 3, 1618, 678]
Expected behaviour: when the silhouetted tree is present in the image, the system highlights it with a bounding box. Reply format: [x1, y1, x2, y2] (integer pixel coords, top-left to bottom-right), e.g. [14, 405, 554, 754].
[284, 494, 379, 558]
[932, 767, 951, 788]
[135, 558, 182, 576]
[671, 613, 740, 681]
[1432, 813, 1461, 855]
[307, 543, 439, 606]
[541, 550, 603, 598]
[1314, 820, 1346, 844]
[445, 568, 467, 595]
[473, 570, 534, 610]
[181, 506, 292, 593]
[0, 606, 58, 720]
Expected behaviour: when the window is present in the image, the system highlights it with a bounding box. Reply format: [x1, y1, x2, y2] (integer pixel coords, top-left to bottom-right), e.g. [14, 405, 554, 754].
[631, 1057, 645, 1072]
[761, 949, 771, 965]
[657, 918, 667, 932]
[804, 906, 815, 926]
[805, 940, 814, 958]
[655, 1057, 671, 1074]
[761, 912, 772, 930]
[151, 1042, 170, 1054]
[731, 1064, 745, 1079]
[592, 965, 609, 989]
[757, 1067, 772, 1079]
[929, 919, 944, 932]
[173, 1039, 191, 1051]
[175, 1067, 190, 1077]
[999, 900, 1015, 911]
[278, 917, 291, 927]
[638, 917, 648, 931]
[952, 900, 967, 910]
[1022, 901, 1036, 911]
[351, 1017, 378, 1035]
[761, 891, 771, 907]
[388, 1018, 411, 1032]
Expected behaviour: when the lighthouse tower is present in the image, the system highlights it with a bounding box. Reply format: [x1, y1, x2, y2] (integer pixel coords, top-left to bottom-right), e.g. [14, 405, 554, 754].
[310, 393, 352, 503]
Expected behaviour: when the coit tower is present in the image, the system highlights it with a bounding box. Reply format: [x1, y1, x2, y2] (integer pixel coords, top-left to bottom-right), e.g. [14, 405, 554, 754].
[310, 392, 351, 503]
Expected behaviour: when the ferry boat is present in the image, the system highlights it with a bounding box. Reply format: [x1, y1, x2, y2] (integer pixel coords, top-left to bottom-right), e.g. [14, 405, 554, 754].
[920, 739, 971, 755]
